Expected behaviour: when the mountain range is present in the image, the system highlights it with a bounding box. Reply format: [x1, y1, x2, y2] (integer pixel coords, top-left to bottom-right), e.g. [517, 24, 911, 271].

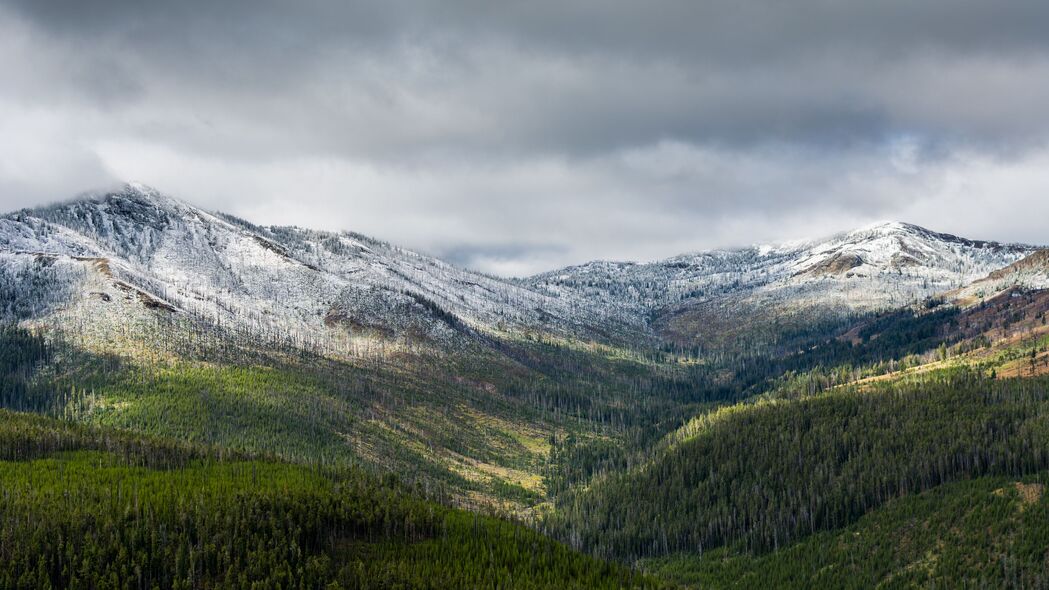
[4, 184, 1049, 588]
[2, 183, 1044, 355]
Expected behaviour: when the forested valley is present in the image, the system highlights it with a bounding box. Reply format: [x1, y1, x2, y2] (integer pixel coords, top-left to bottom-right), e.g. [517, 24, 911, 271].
[3, 191, 1049, 587]
[4, 282, 1049, 587]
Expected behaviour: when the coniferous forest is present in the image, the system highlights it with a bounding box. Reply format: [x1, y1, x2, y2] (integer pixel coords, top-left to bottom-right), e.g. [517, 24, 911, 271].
[2, 187, 1049, 588]
[7, 0, 1049, 585]
[4, 279, 1049, 588]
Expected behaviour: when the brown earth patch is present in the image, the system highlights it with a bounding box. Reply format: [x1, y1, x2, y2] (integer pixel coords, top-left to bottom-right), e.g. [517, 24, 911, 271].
[987, 250, 1049, 281]
[72, 255, 113, 277]
[996, 350, 1049, 379]
[113, 281, 177, 312]
[993, 482, 1044, 509]
[797, 253, 864, 277]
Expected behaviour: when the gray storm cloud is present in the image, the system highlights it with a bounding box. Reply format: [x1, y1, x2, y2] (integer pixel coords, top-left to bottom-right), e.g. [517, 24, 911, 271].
[1, 1, 1048, 275]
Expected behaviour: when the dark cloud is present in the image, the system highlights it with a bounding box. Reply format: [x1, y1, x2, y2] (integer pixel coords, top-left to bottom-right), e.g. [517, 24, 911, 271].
[1, 1, 1048, 274]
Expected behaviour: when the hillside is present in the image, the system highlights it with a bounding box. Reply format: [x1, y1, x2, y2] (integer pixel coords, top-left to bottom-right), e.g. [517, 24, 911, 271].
[0, 410, 659, 589]
[544, 369, 1049, 561]
[950, 249, 1049, 305]
[646, 474, 1049, 588]
[542, 284, 1049, 584]
[528, 221, 1035, 349]
[0, 183, 643, 354]
[0, 185, 702, 511]
[3, 184, 1036, 358]
[3, 184, 1049, 587]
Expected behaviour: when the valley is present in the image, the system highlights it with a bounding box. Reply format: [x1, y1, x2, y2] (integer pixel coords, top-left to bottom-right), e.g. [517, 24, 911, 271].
[2, 184, 1049, 587]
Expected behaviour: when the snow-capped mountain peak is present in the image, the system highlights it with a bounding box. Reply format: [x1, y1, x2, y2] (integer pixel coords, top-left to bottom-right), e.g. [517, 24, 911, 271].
[0, 185, 643, 354]
[525, 219, 1039, 344]
[69, 182, 195, 218]
[791, 220, 1029, 279]
[849, 220, 922, 236]
[0, 185, 1043, 353]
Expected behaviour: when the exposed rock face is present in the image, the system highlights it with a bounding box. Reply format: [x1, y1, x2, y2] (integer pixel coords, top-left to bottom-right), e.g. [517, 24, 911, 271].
[798, 253, 864, 277]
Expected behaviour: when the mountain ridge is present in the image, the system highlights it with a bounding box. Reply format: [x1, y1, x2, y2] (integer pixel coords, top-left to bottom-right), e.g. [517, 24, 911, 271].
[1, 183, 1042, 353]
[4, 184, 1049, 589]
[1, 183, 645, 353]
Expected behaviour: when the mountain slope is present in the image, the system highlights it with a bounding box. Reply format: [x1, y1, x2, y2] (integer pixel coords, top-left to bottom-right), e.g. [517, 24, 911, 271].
[0, 186, 692, 511]
[0, 410, 662, 589]
[3, 184, 1049, 587]
[0, 183, 642, 356]
[647, 473, 1049, 588]
[3, 185, 1037, 355]
[545, 368, 1049, 562]
[527, 221, 1036, 349]
[950, 248, 1049, 305]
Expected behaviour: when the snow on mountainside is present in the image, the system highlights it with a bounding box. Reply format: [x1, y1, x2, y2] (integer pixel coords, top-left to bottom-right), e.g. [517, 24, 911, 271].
[0, 184, 639, 354]
[0, 183, 1041, 353]
[529, 221, 1034, 311]
[949, 249, 1049, 305]
[526, 220, 1039, 345]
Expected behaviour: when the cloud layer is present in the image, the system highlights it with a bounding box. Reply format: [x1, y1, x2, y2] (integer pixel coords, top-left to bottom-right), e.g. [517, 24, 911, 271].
[2, 1, 1048, 275]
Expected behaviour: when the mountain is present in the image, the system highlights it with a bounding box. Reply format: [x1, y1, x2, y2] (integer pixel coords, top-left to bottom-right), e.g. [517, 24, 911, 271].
[543, 280, 1049, 584]
[0, 183, 705, 515]
[2, 184, 1037, 355]
[528, 220, 1036, 348]
[4, 183, 1049, 588]
[0, 183, 642, 356]
[949, 248, 1049, 305]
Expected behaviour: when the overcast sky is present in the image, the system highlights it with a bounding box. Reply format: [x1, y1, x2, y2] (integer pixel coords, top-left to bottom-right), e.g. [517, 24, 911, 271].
[2, 1, 1048, 276]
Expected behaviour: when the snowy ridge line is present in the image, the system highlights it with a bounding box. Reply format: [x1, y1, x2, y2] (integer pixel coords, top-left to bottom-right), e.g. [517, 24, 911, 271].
[0, 184, 646, 350]
[2, 183, 1045, 352]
